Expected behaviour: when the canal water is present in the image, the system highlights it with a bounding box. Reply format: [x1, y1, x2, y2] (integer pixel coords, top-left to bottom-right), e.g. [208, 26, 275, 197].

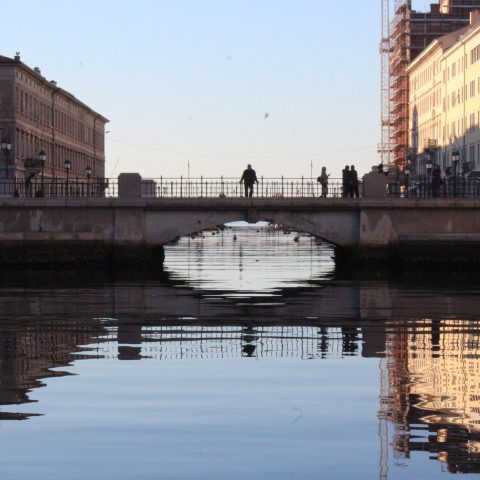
[1, 227, 480, 479]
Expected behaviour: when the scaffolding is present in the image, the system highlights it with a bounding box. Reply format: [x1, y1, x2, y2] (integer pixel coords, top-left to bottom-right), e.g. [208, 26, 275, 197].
[391, 0, 410, 169]
[379, 0, 394, 165]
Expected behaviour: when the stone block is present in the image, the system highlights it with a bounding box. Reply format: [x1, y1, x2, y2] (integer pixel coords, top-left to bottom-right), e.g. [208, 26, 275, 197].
[362, 173, 387, 198]
[118, 173, 142, 198]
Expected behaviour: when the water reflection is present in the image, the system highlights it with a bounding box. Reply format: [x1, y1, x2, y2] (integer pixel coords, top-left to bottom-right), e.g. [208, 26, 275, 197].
[1, 229, 480, 476]
[383, 319, 480, 474]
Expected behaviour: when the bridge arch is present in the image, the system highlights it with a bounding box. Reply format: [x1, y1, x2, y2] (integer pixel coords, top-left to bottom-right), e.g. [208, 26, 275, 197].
[144, 207, 360, 249]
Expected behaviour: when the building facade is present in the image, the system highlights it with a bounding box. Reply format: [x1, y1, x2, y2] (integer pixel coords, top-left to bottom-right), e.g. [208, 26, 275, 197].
[391, 0, 480, 169]
[408, 12, 480, 175]
[0, 53, 108, 182]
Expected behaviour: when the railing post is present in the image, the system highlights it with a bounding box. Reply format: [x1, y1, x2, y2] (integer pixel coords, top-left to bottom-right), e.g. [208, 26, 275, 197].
[301, 176, 304, 197]
[180, 176, 183, 198]
[261, 175, 264, 197]
[221, 175, 224, 196]
[281, 176, 284, 197]
[201, 176, 203, 197]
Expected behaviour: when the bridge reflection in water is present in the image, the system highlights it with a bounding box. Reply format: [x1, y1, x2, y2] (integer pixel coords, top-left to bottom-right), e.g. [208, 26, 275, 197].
[90, 325, 359, 361]
[1, 244, 480, 474]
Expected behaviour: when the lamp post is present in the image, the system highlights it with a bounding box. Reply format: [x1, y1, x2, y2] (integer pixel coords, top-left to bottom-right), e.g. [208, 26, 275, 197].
[404, 168, 411, 198]
[64, 159, 71, 197]
[426, 158, 433, 198]
[1, 138, 12, 179]
[452, 150, 460, 198]
[38, 150, 46, 196]
[85, 166, 92, 196]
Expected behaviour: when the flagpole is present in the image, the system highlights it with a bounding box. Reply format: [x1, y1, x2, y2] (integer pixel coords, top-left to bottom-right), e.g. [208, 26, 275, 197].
[310, 160, 313, 196]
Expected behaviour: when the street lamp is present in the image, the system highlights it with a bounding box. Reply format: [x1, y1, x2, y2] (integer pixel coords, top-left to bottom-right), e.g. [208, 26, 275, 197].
[404, 168, 411, 198]
[38, 150, 46, 195]
[64, 159, 71, 197]
[452, 150, 460, 197]
[426, 158, 433, 198]
[1, 138, 12, 179]
[85, 166, 92, 196]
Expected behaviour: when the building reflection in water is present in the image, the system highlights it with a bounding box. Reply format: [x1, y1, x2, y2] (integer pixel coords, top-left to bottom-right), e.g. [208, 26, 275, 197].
[383, 318, 480, 474]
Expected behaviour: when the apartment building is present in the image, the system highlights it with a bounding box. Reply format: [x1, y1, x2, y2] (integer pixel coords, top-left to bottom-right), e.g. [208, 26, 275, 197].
[0, 53, 108, 181]
[407, 12, 480, 174]
[391, 0, 480, 168]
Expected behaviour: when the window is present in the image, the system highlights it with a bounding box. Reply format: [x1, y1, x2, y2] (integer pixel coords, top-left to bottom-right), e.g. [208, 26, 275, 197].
[472, 44, 480, 64]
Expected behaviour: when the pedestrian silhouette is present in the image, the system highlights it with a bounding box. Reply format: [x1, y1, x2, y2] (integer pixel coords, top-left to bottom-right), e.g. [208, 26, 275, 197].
[240, 164, 259, 197]
[348, 165, 359, 198]
[317, 166, 330, 198]
[342, 165, 350, 198]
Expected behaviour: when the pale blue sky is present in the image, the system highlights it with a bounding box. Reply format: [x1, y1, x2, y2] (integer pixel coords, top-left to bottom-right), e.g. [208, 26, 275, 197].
[2, 0, 426, 179]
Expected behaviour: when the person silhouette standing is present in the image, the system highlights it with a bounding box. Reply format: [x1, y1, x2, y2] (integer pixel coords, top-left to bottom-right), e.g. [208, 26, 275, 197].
[342, 165, 350, 198]
[240, 164, 259, 197]
[349, 165, 359, 198]
[318, 166, 330, 198]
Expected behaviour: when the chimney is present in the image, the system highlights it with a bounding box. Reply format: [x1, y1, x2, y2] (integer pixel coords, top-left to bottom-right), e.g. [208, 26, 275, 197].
[14, 52, 20, 61]
[34, 67, 41, 75]
[471, 10, 480, 27]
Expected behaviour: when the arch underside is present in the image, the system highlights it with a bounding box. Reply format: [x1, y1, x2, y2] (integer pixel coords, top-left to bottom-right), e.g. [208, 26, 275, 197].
[144, 209, 360, 249]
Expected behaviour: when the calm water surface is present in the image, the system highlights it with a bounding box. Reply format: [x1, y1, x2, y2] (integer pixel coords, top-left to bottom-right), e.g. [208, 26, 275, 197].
[1, 227, 480, 479]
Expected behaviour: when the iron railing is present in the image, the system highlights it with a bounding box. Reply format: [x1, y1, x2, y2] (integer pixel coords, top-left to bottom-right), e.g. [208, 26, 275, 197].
[387, 176, 480, 198]
[5, 175, 479, 199]
[148, 177, 347, 198]
[0, 178, 116, 198]
[0, 177, 347, 199]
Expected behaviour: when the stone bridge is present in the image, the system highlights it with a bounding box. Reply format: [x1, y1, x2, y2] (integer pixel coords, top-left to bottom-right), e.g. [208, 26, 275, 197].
[1, 188, 480, 266]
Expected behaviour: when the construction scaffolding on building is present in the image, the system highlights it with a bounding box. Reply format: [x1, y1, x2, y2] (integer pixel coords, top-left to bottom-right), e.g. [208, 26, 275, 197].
[391, 0, 410, 169]
[381, 0, 480, 169]
[379, 0, 394, 166]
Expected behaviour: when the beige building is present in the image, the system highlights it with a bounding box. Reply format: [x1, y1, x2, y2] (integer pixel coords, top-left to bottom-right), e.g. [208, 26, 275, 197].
[386, 320, 480, 472]
[407, 11, 480, 175]
[0, 53, 108, 183]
